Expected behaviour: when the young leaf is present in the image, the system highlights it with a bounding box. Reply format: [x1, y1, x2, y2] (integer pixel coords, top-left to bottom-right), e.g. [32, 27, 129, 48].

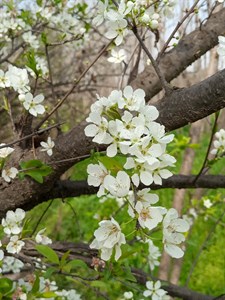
[31, 275, 40, 293]
[36, 245, 59, 265]
[20, 160, 52, 183]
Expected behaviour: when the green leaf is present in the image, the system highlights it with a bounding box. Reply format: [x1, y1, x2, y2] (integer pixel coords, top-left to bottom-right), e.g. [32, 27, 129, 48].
[20, 10, 33, 26]
[65, 259, 88, 272]
[90, 281, 108, 290]
[113, 265, 137, 283]
[44, 267, 57, 279]
[70, 158, 92, 181]
[36, 245, 59, 265]
[41, 32, 48, 45]
[60, 250, 70, 268]
[38, 291, 57, 298]
[2, 96, 9, 112]
[98, 155, 125, 175]
[25, 51, 39, 76]
[20, 160, 52, 183]
[31, 275, 40, 293]
[0, 278, 13, 294]
[36, 0, 42, 6]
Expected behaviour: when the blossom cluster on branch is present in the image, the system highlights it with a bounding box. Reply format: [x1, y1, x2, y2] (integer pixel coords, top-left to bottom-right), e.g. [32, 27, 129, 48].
[85, 85, 190, 262]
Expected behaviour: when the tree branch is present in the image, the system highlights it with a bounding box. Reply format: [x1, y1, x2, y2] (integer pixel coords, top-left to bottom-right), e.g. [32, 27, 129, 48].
[20, 240, 215, 300]
[155, 69, 225, 131]
[131, 7, 225, 100]
[37, 174, 225, 201]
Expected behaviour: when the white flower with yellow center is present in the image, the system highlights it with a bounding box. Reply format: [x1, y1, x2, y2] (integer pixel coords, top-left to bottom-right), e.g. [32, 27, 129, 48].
[90, 218, 126, 261]
[2, 167, 18, 182]
[40, 137, 55, 156]
[22, 93, 45, 117]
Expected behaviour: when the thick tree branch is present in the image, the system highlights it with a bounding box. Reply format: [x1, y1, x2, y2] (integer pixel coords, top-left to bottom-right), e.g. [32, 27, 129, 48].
[155, 69, 225, 131]
[38, 175, 225, 201]
[132, 7, 225, 100]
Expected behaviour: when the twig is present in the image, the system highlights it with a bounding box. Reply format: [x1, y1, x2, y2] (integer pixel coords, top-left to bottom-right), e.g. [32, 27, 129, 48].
[0, 122, 64, 150]
[132, 26, 172, 95]
[0, 42, 25, 64]
[193, 112, 219, 183]
[109, 0, 171, 95]
[45, 44, 60, 123]
[158, 0, 201, 60]
[30, 199, 54, 237]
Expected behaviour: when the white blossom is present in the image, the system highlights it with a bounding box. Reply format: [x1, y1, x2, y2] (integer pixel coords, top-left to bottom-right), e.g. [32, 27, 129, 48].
[123, 291, 134, 299]
[103, 171, 130, 198]
[2, 167, 18, 182]
[108, 49, 126, 63]
[22, 93, 45, 117]
[40, 137, 55, 156]
[85, 115, 113, 144]
[90, 218, 126, 261]
[135, 201, 164, 230]
[2, 208, 25, 235]
[6, 235, 25, 254]
[143, 280, 168, 299]
[22, 31, 40, 49]
[56, 289, 81, 300]
[2, 256, 24, 273]
[35, 228, 52, 245]
[105, 19, 128, 46]
[0, 143, 14, 158]
[0, 241, 4, 261]
[118, 85, 145, 111]
[0, 69, 10, 88]
[93, 0, 108, 26]
[211, 128, 225, 155]
[203, 199, 213, 209]
[87, 162, 109, 197]
[5, 65, 30, 93]
[163, 208, 189, 258]
[148, 240, 161, 271]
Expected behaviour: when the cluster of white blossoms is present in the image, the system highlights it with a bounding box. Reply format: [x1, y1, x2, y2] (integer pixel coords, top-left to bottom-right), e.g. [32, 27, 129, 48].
[85, 86, 189, 260]
[211, 128, 225, 155]
[93, 0, 177, 45]
[16, 276, 82, 300]
[1, 208, 26, 255]
[0, 208, 52, 269]
[2, 256, 24, 274]
[0, 65, 45, 117]
[0, 144, 19, 183]
[0, 9, 26, 43]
